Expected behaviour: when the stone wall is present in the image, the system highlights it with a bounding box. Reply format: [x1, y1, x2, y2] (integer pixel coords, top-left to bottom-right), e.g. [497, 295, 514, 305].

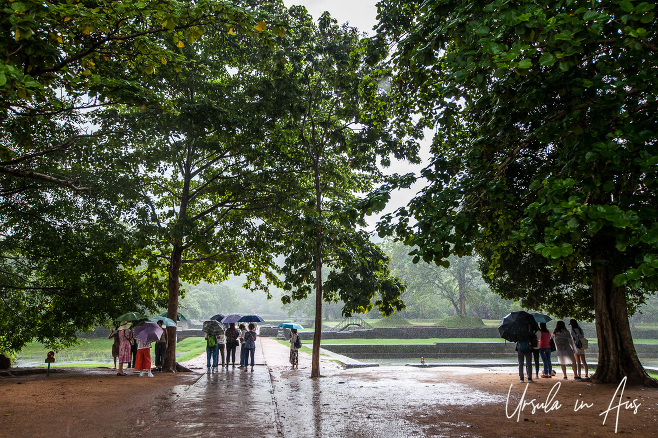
[319, 342, 658, 359]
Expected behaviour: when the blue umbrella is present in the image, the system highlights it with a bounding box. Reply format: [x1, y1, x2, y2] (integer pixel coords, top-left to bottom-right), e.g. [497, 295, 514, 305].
[529, 312, 552, 324]
[221, 314, 242, 324]
[278, 323, 303, 330]
[210, 314, 225, 322]
[239, 315, 265, 323]
[160, 312, 187, 321]
[150, 316, 177, 327]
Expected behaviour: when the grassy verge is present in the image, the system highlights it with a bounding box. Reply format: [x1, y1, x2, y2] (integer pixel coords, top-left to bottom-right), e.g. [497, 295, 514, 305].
[176, 337, 207, 362]
[16, 336, 208, 367]
[17, 338, 113, 363]
[275, 338, 314, 355]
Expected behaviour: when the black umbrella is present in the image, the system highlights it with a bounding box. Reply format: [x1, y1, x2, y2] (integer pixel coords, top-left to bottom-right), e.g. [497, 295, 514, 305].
[210, 314, 226, 322]
[499, 311, 539, 342]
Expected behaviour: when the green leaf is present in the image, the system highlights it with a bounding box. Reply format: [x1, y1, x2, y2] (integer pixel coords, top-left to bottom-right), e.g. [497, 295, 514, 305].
[539, 52, 555, 66]
[517, 59, 532, 69]
[582, 11, 599, 21]
[476, 26, 490, 36]
[613, 274, 628, 287]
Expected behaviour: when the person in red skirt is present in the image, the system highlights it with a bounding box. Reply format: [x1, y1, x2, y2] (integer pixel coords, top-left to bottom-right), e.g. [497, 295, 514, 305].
[135, 337, 154, 377]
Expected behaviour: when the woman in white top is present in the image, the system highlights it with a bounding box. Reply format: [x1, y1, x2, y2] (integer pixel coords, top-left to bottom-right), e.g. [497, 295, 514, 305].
[553, 320, 578, 380]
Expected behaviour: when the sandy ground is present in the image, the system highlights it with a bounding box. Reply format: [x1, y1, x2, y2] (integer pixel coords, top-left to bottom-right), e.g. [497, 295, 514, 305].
[1, 339, 657, 437]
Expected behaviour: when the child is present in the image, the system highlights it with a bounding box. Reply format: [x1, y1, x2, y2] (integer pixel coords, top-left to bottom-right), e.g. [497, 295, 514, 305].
[135, 337, 154, 377]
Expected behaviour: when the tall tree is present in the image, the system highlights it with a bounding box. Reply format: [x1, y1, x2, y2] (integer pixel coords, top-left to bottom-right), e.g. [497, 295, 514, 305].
[376, 0, 657, 385]
[95, 22, 290, 371]
[263, 8, 416, 377]
[0, 1, 267, 353]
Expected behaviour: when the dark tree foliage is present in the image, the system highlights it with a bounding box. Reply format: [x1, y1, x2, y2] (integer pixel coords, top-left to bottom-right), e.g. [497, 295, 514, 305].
[376, 0, 657, 385]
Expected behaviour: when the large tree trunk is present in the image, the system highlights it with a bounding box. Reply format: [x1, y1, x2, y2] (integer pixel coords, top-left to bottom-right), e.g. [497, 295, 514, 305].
[458, 278, 466, 316]
[311, 240, 323, 378]
[590, 239, 656, 386]
[162, 244, 183, 373]
[311, 152, 323, 379]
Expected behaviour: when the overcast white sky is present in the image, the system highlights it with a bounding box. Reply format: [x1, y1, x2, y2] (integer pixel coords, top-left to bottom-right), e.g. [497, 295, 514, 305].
[283, 0, 379, 35]
[282, 1, 430, 231]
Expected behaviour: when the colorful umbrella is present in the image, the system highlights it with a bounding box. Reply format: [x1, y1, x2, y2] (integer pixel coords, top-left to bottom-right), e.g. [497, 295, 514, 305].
[202, 320, 225, 336]
[278, 323, 303, 330]
[150, 316, 177, 327]
[529, 312, 552, 324]
[221, 314, 242, 324]
[160, 312, 187, 321]
[133, 321, 164, 343]
[114, 312, 148, 323]
[116, 321, 132, 330]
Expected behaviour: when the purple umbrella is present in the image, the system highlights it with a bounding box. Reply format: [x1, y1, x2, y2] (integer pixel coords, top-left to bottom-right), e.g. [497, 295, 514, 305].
[133, 321, 164, 343]
[221, 314, 242, 324]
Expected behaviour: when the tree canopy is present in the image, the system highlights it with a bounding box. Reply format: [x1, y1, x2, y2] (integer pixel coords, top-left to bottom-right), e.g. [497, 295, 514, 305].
[376, 0, 657, 385]
[252, 8, 417, 376]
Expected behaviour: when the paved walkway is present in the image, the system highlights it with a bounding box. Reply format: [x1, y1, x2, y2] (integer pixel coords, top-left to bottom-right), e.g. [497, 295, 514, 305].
[131, 338, 284, 437]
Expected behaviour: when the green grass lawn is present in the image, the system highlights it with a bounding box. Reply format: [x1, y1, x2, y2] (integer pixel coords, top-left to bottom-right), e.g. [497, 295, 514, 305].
[15, 336, 207, 367]
[275, 339, 313, 355]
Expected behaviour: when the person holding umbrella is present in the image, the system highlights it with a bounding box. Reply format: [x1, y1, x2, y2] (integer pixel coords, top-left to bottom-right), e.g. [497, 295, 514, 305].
[224, 323, 240, 367]
[154, 320, 167, 372]
[238, 323, 247, 368]
[538, 322, 553, 378]
[117, 324, 132, 376]
[242, 323, 257, 371]
[108, 327, 120, 370]
[135, 336, 154, 377]
[289, 328, 300, 369]
[133, 322, 163, 377]
[205, 331, 219, 373]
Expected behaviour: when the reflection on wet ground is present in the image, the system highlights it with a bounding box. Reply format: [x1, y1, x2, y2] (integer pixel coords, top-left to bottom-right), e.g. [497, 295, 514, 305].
[122, 339, 506, 438]
[270, 366, 504, 438]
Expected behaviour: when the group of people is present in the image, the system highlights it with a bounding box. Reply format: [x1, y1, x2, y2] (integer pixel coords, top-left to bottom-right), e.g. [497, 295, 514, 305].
[110, 319, 302, 375]
[109, 320, 167, 377]
[205, 322, 258, 372]
[517, 319, 588, 382]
